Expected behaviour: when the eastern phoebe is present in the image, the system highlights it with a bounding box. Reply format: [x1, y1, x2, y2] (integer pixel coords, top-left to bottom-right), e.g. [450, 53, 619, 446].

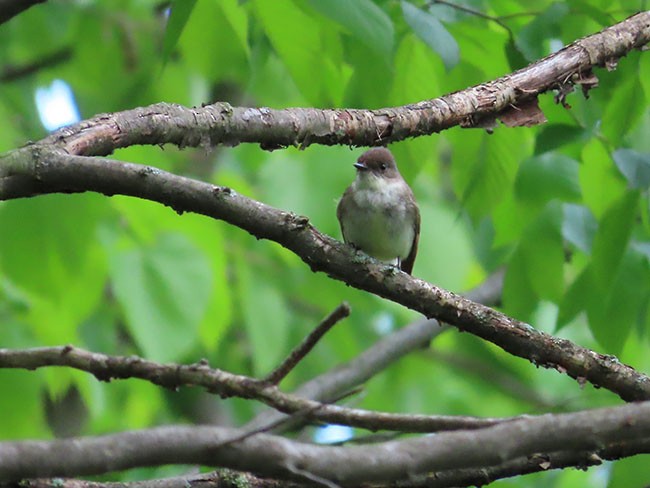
[337, 147, 420, 275]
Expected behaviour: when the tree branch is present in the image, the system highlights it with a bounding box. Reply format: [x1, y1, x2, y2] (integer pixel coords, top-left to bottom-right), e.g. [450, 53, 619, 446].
[0, 345, 513, 433]
[0, 0, 45, 25]
[3, 12, 646, 157]
[1, 152, 647, 401]
[0, 46, 72, 82]
[2, 401, 650, 485]
[262, 302, 351, 385]
[10, 440, 647, 488]
[400, 441, 650, 487]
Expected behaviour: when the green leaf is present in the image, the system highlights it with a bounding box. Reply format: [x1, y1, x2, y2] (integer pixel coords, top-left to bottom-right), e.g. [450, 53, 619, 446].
[641, 54, 650, 101]
[0, 371, 47, 437]
[492, 192, 537, 247]
[451, 129, 530, 220]
[591, 191, 639, 289]
[342, 40, 393, 107]
[108, 233, 213, 362]
[602, 61, 645, 145]
[612, 148, 650, 190]
[565, 0, 613, 26]
[517, 203, 565, 302]
[557, 266, 592, 329]
[178, 0, 250, 83]
[234, 253, 289, 377]
[219, 0, 251, 58]
[587, 249, 648, 354]
[161, 0, 197, 65]
[255, 0, 325, 103]
[108, 196, 233, 351]
[0, 195, 108, 343]
[401, 1, 459, 71]
[308, 0, 394, 59]
[392, 27, 444, 104]
[390, 34, 442, 179]
[608, 455, 650, 488]
[534, 124, 586, 155]
[414, 202, 474, 291]
[562, 203, 597, 254]
[502, 250, 538, 321]
[504, 36, 528, 71]
[515, 153, 581, 205]
[515, 3, 569, 62]
[579, 139, 627, 217]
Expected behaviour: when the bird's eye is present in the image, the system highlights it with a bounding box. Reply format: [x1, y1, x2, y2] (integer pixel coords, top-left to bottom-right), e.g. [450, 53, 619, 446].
[380, 163, 387, 171]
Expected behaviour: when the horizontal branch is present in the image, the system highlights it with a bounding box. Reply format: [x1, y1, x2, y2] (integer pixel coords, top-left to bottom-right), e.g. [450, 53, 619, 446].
[2, 401, 650, 485]
[12, 442, 650, 488]
[1, 152, 647, 401]
[0, 345, 510, 433]
[405, 441, 650, 487]
[8, 11, 647, 156]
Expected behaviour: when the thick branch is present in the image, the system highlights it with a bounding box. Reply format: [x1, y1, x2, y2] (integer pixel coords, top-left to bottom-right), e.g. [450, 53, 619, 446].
[10, 442, 648, 488]
[6, 12, 647, 156]
[402, 441, 650, 487]
[2, 402, 650, 485]
[1, 152, 647, 401]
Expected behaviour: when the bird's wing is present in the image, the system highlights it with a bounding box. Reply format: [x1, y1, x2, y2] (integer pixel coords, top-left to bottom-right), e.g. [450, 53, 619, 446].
[401, 203, 420, 275]
[336, 187, 351, 243]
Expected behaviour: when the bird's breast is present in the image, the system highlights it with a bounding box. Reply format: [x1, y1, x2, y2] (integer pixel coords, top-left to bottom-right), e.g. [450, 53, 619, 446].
[341, 183, 415, 261]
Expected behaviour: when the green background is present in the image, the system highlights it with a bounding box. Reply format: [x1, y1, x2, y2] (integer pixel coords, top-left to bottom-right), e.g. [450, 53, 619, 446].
[1, 0, 649, 485]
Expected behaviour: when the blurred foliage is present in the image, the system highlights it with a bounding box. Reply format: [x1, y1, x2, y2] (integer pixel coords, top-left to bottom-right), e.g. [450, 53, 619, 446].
[0, 0, 649, 485]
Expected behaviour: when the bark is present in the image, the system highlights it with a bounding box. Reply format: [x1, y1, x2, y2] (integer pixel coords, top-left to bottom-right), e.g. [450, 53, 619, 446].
[1, 152, 647, 401]
[1, 401, 650, 485]
[1, 12, 645, 157]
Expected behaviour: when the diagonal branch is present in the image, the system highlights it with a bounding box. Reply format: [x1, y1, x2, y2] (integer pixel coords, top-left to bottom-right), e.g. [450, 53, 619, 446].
[0, 46, 72, 82]
[2, 401, 650, 484]
[263, 302, 351, 385]
[0, 151, 647, 401]
[0, 0, 46, 25]
[2, 12, 645, 157]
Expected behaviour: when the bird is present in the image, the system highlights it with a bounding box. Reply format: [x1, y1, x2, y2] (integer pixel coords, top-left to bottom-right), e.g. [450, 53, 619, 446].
[337, 147, 420, 275]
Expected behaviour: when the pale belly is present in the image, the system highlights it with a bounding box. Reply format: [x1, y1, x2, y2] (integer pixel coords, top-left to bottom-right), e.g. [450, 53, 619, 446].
[341, 189, 415, 262]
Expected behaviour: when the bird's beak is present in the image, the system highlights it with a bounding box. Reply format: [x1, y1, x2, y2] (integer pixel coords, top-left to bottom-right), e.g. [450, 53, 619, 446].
[354, 161, 367, 171]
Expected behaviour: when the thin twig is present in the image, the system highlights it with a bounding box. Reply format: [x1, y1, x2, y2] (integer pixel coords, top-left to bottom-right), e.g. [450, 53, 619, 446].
[429, 0, 513, 36]
[245, 319, 448, 432]
[286, 464, 341, 488]
[240, 273, 502, 434]
[215, 385, 366, 451]
[263, 302, 351, 385]
[0, 46, 72, 82]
